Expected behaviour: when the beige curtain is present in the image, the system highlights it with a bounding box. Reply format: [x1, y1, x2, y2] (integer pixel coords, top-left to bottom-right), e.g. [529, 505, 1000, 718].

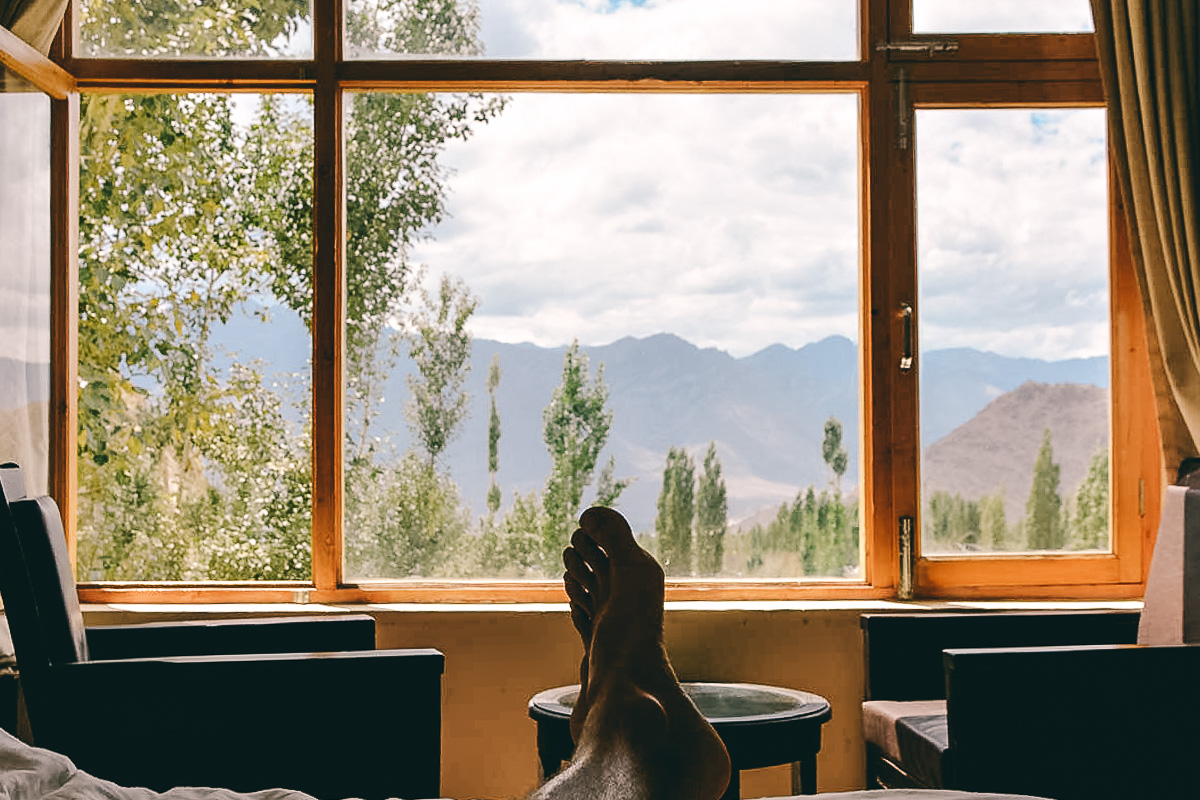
[0, 0, 68, 55]
[1091, 0, 1200, 477]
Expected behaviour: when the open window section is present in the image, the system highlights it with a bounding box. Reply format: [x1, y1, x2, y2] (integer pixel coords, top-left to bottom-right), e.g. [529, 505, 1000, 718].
[78, 0, 313, 58]
[344, 0, 860, 61]
[0, 70, 51, 497]
[76, 93, 315, 581]
[916, 108, 1110, 557]
[912, 0, 1095, 34]
[341, 91, 863, 581]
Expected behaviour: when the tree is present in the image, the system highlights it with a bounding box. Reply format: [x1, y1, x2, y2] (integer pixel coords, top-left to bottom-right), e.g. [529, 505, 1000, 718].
[594, 455, 633, 508]
[656, 447, 696, 576]
[1071, 447, 1109, 550]
[485, 354, 502, 516]
[541, 341, 614, 568]
[979, 492, 1010, 550]
[75, 0, 504, 580]
[405, 273, 478, 467]
[1025, 428, 1065, 550]
[821, 416, 849, 492]
[695, 441, 728, 576]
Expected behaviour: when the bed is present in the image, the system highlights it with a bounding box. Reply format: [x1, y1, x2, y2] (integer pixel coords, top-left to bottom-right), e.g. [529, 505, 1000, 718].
[0, 725, 1052, 800]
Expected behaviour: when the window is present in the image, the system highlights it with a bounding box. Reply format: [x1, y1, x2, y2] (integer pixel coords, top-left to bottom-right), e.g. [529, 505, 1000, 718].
[2, 0, 1160, 601]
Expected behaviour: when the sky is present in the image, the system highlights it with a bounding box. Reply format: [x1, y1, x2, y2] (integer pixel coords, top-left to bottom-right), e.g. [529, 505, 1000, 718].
[2, 1, 1107, 366]
[405, 0, 1108, 361]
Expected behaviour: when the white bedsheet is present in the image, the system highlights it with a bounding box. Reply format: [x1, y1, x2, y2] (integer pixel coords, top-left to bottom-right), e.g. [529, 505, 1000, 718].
[0, 727, 1049, 800]
[0, 728, 315, 800]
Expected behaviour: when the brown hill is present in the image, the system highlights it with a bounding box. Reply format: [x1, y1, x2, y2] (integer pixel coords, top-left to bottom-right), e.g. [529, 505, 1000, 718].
[922, 381, 1108, 520]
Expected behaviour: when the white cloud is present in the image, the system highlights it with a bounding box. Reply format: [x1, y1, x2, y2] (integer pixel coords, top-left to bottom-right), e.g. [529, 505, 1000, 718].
[913, 0, 1093, 34]
[916, 108, 1109, 360]
[410, 92, 861, 356]
[477, 0, 859, 60]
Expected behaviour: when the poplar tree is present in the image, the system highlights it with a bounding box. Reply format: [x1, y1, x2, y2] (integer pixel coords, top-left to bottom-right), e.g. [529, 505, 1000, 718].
[1071, 447, 1109, 550]
[1025, 428, 1065, 550]
[485, 354, 502, 516]
[656, 447, 696, 576]
[695, 441, 728, 576]
[541, 341, 613, 566]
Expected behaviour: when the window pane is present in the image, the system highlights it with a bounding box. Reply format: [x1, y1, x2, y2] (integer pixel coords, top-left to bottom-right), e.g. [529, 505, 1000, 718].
[77, 94, 314, 581]
[0, 74, 51, 497]
[913, 0, 1094, 34]
[916, 108, 1109, 555]
[79, 0, 312, 58]
[346, 0, 859, 60]
[344, 92, 861, 581]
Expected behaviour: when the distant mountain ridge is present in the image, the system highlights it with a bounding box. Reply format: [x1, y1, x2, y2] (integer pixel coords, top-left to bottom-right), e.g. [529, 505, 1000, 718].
[0, 321, 1111, 533]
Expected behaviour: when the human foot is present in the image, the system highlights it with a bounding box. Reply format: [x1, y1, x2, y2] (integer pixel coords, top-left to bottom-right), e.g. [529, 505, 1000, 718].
[561, 507, 731, 800]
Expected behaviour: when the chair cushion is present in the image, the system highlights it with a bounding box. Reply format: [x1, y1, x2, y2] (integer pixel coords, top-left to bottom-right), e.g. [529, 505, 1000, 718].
[864, 699, 950, 788]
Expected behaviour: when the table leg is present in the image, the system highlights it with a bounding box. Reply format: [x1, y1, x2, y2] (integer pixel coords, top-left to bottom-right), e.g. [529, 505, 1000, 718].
[791, 759, 817, 795]
[719, 768, 740, 800]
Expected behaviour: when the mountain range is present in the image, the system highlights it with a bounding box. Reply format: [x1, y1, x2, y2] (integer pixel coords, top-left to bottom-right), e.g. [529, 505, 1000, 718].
[1, 318, 1110, 533]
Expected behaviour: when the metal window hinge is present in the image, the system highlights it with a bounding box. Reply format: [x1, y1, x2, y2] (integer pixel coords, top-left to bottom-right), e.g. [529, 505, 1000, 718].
[876, 39, 960, 57]
[898, 516, 915, 600]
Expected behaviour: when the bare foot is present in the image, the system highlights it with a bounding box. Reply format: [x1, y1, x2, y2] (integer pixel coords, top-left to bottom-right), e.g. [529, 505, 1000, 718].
[561, 507, 731, 800]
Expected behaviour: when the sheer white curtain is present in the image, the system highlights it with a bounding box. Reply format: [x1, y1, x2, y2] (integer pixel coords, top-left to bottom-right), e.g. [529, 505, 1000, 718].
[0, 89, 52, 496]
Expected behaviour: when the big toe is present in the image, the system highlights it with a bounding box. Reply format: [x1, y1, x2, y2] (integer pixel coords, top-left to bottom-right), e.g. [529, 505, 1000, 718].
[579, 506, 637, 555]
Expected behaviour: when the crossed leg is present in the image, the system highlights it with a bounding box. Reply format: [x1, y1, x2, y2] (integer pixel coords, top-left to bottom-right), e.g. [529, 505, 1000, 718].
[529, 507, 731, 800]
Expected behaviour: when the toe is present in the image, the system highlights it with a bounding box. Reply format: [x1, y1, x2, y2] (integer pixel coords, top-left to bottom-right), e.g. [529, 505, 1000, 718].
[563, 546, 598, 595]
[570, 526, 611, 578]
[579, 506, 637, 555]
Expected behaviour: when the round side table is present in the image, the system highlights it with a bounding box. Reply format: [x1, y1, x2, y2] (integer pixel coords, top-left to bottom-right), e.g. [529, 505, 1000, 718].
[528, 682, 832, 800]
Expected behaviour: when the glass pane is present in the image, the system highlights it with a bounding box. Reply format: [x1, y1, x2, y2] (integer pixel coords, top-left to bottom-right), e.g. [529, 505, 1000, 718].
[344, 92, 861, 581]
[79, 0, 312, 58]
[914, 0, 1094, 34]
[77, 93, 314, 581]
[346, 0, 859, 60]
[917, 108, 1109, 555]
[0, 72, 51, 497]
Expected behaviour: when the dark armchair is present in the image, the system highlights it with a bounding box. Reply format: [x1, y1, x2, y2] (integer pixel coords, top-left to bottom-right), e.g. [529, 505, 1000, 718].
[0, 463, 444, 800]
[861, 610, 1200, 800]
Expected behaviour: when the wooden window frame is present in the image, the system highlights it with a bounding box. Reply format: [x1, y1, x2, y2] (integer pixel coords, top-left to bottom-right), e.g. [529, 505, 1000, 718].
[1, 0, 1159, 604]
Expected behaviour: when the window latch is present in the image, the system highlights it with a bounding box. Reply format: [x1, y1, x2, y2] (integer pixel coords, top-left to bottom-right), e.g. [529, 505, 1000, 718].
[875, 39, 960, 57]
[898, 516, 915, 600]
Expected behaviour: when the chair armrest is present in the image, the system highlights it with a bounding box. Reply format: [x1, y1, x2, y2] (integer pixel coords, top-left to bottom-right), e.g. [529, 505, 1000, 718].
[85, 613, 377, 659]
[944, 643, 1200, 800]
[33, 648, 443, 800]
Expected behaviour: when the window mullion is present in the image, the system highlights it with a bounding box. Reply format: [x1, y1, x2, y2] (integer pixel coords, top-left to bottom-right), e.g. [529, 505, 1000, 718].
[311, 0, 345, 592]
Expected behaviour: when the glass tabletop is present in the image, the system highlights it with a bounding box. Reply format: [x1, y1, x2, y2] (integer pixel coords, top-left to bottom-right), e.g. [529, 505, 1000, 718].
[536, 682, 827, 722]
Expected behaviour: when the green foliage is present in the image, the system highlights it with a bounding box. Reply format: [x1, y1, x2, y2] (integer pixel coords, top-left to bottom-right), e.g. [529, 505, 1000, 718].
[81, 0, 308, 57]
[344, 452, 470, 577]
[485, 354, 502, 517]
[479, 491, 546, 578]
[76, 0, 503, 581]
[924, 491, 982, 550]
[1026, 428, 1065, 550]
[541, 341, 614, 567]
[729, 487, 858, 578]
[979, 492, 1011, 550]
[594, 456, 633, 508]
[695, 442, 727, 576]
[821, 416, 849, 491]
[405, 274, 478, 466]
[1071, 447, 1109, 550]
[656, 447, 696, 576]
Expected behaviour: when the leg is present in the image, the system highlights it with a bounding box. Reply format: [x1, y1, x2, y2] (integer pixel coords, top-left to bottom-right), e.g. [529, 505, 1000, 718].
[531, 507, 731, 800]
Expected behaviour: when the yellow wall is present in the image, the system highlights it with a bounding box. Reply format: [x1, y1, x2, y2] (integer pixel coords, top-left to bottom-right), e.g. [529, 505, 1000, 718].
[84, 603, 873, 799]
